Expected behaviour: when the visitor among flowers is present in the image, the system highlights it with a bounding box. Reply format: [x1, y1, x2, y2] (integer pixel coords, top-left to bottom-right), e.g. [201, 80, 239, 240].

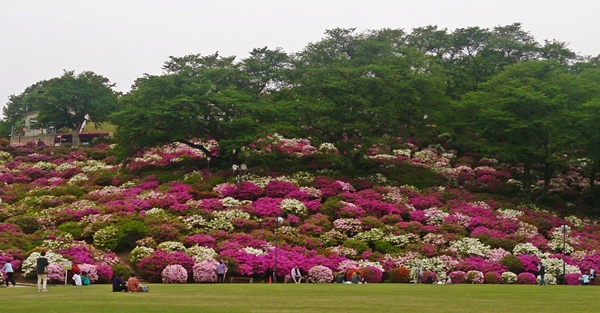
[127, 273, 142, 292]
[2, 260, 16, 287]
[216, 260, 227, 283]
[112, 274, 127, 292]
[72, 273, 82, 286]
[36, 251, 49, 292]
[81, 272, 91, 286]
[291, 265, 303, 283]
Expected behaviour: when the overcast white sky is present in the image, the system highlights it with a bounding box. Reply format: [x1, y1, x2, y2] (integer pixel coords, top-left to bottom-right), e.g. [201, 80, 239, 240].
[1, 0, 599, 113]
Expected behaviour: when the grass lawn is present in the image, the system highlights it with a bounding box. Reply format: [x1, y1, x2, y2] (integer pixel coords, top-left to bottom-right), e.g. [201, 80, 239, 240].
[4, 283, 598, 313]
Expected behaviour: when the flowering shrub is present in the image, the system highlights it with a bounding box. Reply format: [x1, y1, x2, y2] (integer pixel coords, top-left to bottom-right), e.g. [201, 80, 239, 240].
[129, 246, 154, 266]
[137, 250, 194, 283]
[449, 271, 466, 284]
[362, 266, 383, 283]
[93, 226, 120, 251]
[21, 251, 66, 277]
[502, 272, 517, 284]
[388, 267, 410, 283]
[79, 263, 99, 283]
[465, 270, 484, 284]
[47, 263, 66, 283]
[162, 264, 188, 283]
[308, 265, 333, 283]
[484, 271, 502, 284]
[421, 270, 437, 283]
[193, 260, 218, 283]
[516, 272, 537, 284]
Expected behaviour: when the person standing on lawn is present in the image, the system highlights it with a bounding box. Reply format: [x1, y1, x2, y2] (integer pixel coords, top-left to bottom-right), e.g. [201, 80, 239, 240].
[36, 251, 49, 292]
[216, 260, 227, 283]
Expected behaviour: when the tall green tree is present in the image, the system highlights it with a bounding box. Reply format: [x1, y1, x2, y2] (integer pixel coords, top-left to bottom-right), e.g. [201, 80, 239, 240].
[290, 28, 448, 162]
[112, 50, 291, 161]
[17, 71, 118, 146]
[459, 61, 569, 199]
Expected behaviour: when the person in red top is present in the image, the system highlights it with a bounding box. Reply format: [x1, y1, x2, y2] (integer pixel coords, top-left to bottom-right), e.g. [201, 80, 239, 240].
[127, 273, 141, 292]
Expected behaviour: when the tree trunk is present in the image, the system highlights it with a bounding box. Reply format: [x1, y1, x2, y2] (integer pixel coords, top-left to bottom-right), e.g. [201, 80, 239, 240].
[72, 121, 84, 146]
[537, 162, 552, 202]
[523, 161, 532, 201]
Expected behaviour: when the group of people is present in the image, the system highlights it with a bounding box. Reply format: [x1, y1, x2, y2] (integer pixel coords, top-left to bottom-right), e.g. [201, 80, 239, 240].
[579, 268, 595, 285]
[111, 273, 147, 292]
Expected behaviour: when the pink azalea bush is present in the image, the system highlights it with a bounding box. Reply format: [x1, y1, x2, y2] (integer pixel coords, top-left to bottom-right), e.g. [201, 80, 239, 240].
[193, 260, 218, 283]
[162, 264, 188, 283]
[308, 265, 333, 283]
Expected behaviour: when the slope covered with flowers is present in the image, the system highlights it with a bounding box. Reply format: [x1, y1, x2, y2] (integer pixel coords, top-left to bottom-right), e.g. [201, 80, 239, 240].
[0, 137, 598, 285]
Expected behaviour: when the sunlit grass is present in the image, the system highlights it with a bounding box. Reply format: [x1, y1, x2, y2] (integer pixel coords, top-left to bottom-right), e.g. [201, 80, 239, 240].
[5, 283, 599, 313]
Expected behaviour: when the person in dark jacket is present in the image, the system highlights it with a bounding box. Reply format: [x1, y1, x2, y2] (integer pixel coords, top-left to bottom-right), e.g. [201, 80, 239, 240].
[112, 274, 127, 292]
[36, 251, 49, 292]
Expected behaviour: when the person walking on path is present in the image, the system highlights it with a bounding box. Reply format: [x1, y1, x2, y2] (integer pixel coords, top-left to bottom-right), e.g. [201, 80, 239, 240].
[216, 260, 227, 283]
[36, 251, 49, 292]
[2, 260, 16, 287]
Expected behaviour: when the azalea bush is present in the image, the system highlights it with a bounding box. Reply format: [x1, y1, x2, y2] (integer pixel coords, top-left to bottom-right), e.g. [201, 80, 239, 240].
[193, 260, 218, 283]
[161, 264, 188, 283]
[308, 265, 333, 283]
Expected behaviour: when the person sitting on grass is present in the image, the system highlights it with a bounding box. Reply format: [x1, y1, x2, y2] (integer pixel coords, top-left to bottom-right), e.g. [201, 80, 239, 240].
[127, 273, 142, 292]
[72, 273, 82, 286]
[112, 274, 127, 292]
[81, 272, 91, 286]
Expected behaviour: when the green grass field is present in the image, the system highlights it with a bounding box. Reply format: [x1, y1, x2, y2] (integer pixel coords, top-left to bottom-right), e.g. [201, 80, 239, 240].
[3, 283, 598, 313]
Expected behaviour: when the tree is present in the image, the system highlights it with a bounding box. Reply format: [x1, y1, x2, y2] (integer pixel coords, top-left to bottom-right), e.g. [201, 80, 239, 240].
[289, 28, 448, 162]
[459, 61, 569, 199]
[112, 50, 291, 162]
[26, 71, 118, 146]
[563, 67, 600, 209]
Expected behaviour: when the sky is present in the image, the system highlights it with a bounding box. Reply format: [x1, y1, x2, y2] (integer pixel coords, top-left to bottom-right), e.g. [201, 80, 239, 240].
[1, 0, 599, 114]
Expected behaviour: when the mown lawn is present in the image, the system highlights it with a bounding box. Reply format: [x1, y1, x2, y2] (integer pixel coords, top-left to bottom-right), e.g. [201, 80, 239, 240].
[5, 283, 599, 313]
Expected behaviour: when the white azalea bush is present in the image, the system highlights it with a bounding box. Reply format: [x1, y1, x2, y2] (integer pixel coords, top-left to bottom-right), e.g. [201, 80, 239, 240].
[93, 226, 120, 251]
[22, 251, 67, 277]
[129, 246, 155, 266]
[502, 272, 517, 284]
[157, 241, 186, 252]
[450, 237, 491, 257]
[186, 245, 218, 261]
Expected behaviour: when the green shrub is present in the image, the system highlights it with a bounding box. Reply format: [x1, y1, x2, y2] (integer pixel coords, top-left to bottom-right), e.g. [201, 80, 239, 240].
[500, 255, 524, 274]
[319, 196, 344, 217]
[6, 215, 40, 234]
[373, 240, 401, 254]
[111, 263, 130, 279]
[117, 218, 150, 250]
[58, 222, 83, 239]
[342, 239, 370, 254]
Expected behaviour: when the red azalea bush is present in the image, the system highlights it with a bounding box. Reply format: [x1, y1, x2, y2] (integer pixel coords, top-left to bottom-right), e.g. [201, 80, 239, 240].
[388, 266, 410, 283]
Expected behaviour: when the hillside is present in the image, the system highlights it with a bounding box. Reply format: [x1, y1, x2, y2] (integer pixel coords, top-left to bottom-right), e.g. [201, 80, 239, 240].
[0, 138, 598, 286]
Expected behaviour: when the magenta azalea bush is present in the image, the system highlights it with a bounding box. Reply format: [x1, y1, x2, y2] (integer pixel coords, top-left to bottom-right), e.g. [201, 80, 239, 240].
[137, 250, 194, 283]
[162, 264, 188, 283]
[516, 272, 537, 284]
